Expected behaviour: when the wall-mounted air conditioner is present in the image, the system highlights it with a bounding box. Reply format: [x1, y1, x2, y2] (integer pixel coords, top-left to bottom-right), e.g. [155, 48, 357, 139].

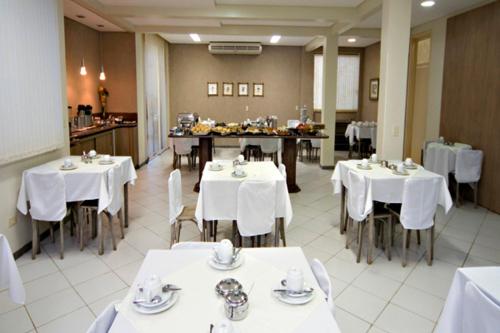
[208, 42, 262, 55]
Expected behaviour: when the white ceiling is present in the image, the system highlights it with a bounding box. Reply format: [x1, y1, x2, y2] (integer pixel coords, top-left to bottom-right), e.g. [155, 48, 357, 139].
[63, 0, 123, 31]
[159, 33, 313, 46]
[96, 0, 364, 7]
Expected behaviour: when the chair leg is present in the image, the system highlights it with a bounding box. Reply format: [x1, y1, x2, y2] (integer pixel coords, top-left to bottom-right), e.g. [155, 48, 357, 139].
[106, 212, 117, 251]
[426, 227, 433, 266]
[345, 218, 351, 249]
[406, 230, 411, 249]
[279, 218, 287, 247]
[170, 223, 176, 248]
[473, 182, 478, 208]
[274, 220, 279, 247]
[402, 229, 408, 267]
[430, 226, 435, 260]
[79, 209, 85, 251]
[177, 222, 182, 241]
[455, 182, 460, 207]
[356, 221, 364, 263]
[49, 224, 55, 243]
[118, 209, 125, 239]
[213, 220, 218, 242]
[32, 220, 38, 259]
[97, 213, 104, 255]
[59, 220, 64, 259]
[416, 230, 421, 246]
[386, 216, 392, 261]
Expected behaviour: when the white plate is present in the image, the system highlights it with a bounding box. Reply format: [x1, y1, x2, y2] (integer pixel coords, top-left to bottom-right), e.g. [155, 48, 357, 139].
[356, 164, 372, 170]
[273, 289, 314, 305]
[98, 160, 114, 165]
[134, 289, 174, 309]
[231, 171, 247, 178]
[238, 161, 248, 165]
[393, 170, 409, 176]
[208, 254, 244, 271]
[133, 292, 178, 315]
[209, 164, 224, 171]
[60, 165, 77, 171]
[403, 164, 418, 170]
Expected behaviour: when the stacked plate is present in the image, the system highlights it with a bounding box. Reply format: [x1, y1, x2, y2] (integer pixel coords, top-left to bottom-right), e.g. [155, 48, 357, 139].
[273, 280, 315, 305]
[208, 251, 244, 271]
[132, 286, 179, 314]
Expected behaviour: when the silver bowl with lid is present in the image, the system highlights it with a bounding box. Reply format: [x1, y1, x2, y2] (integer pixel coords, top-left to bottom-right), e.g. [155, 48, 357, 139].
[224, 291, 249, 321]
[215, 278, 242, 297]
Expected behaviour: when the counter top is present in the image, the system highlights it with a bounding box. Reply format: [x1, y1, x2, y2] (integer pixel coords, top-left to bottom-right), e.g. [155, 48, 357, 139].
[168, 133, 329, 139]
[70, 122, 137, 141]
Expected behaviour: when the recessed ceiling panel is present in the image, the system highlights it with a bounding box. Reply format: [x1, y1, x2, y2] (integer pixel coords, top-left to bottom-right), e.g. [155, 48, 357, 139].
[216, 0, 364, 7]
[221, 19, 334, 27]
[64, 0, 123, 31]
[125, 17, 221, 27]
[97, 0, 215, 8]
[338, 35, 379, 47]
[159, 33, 314, 46]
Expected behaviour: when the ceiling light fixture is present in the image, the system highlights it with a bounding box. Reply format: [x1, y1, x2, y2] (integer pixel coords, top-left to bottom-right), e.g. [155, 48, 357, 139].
[347, 38, 357, 43]
[76, 14, 85, 19]
[80, 58, 87, 76]
[270, 35, 281, 44]
[99, 65, 106, 81]
[420, 1, 435, 7]
[189, 33, 201, 42]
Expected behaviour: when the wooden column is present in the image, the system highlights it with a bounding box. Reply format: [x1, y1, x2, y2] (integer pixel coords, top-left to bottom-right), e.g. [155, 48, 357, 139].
[282, 138, 300, 193]
[193, 136, 213, 192]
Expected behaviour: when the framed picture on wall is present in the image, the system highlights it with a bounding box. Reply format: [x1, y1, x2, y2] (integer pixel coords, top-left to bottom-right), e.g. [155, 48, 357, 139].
[207, 82, 218, 96]
[223, 82, 233, 96]
[369, 78, 379, 101]
[238, 83, 249, 96]
[253, 83, 264, 97]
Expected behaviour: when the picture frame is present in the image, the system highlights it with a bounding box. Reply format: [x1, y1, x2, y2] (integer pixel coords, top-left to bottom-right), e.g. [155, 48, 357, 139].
[238, 83, 249, 96]
[253, 83, 264, 97]
[369, 78, 379, 101]
[207, 82, 218, 96]
[223, 82, 233, 96]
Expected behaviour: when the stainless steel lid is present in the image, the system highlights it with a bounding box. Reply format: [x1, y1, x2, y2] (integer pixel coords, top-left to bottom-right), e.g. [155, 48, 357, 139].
[215, 278, 242, 297]
[225, 291, 248, 307]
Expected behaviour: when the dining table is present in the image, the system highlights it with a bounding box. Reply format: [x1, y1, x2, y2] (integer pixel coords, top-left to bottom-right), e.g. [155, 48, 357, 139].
[16, 155, 137, 227]
[168, 133, 329, 193]
[331, 159, 453, 264]
[195, 160, 293, 244]
[345, 123, 377, 157]
[436, 266, 500, 333]
[424, 142, 471, 184]
[108, 247, 341, 333]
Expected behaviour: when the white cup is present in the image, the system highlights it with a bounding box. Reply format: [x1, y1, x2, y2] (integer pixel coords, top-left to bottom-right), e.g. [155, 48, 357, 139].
[286, 267, 304, 293]
[215, 239, 234, 264]
[102, 154, 111, 162]
[397, 163, 405, 173]
[143, 274, 162, 302]
[438, 136, 445, 143]
[63, 158, 72, 168]
[361, 158, 369, 168]
[356, 121, 362, 126]
[371, 154, 377, 162]
[88, 149, 97, 158]
[404, 158, 413, 166]
[214, 319, 234, 333]
[237, 154, 244, 163]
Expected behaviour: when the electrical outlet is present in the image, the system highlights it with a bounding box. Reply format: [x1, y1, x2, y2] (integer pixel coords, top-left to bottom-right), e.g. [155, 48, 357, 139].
[245, 105, 249, 111]
[392, 126, 400, 137]
[8, 216, 17, 227]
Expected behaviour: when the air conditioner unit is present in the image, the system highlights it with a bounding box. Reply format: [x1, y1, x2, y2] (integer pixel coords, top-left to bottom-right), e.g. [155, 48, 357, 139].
[208, 42, 262, 55]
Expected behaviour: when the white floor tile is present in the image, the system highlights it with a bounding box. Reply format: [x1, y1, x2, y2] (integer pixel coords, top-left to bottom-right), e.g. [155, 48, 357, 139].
[18, 257, 59, 283]
[37, 307, 94, 333]
[0, 290, 22, 314]
[335, 307, 371, 333]
[374, 304, 434, 333]
[62, 258, 111, 285]
[324, 257, 367, 282]
[24, 271, 71, 304]
[391, 285, 444, 322]
[74, 272, 126, 304]
[336, 285, 388, 323]
[26, 288, 85, 327]
[88, 288, 128, 316]
[0, 308, 34, 333]
[352, 270, 401, 301]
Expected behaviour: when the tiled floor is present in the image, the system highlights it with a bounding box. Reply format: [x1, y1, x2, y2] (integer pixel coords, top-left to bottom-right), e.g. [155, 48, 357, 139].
[2, 147, 500, 333]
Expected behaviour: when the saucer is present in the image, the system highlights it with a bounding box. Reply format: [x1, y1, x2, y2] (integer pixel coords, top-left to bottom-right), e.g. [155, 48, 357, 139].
[274, 288, 314, 305]
[231, 171, 247, 178]
[209, 164, 224, 171]
[98, 160, 114, 165]
[133, 292, 178, 315]
[134, 289, 174, 309]
[60, 164, 77, 171]
[356, 164, 372, 170]
[403, 164, 418, 170]
[393, 170, 409, 176]
[238, 161, 248, 165]
[208, 253, 244, 271]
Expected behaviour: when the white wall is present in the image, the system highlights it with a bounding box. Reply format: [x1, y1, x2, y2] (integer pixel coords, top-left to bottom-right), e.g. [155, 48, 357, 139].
[0, 0, 69, 252]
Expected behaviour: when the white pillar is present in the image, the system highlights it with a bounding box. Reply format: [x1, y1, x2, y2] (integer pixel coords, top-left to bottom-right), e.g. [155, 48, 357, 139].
[376, 0, 412, 160]
[320, 32, 338, 167]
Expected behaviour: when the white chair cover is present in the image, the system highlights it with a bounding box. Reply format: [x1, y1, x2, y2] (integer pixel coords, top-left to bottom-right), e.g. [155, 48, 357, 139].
[168, 170, 184, 225]
[400, 177, 441, 230]
[246, 138, 262, 146]
[260, 139, 279, 154]
[171, 241, 217, 250]
[86, 302, 119, 333]
[0, 234, 25, 304]
[106, 166, 123, 215]
[311, 139, 321, 148]
[462, 281, 500, 333]
[278, 164, 287, 179]
[455, 149, 483, 183]
[310, 259, 335, 316]
[236, 180, 277, 237]
[346, 170, 370, 222]
[25, 169, 66, 221]
[173, 138, 192, 155]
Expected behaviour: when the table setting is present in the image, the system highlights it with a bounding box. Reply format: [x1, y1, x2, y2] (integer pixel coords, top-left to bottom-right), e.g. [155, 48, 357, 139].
[424, 138, 472, 184]
[108, 246, 340, 333]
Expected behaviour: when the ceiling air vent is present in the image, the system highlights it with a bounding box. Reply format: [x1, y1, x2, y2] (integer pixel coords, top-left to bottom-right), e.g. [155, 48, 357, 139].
[208, 42, 262, 55]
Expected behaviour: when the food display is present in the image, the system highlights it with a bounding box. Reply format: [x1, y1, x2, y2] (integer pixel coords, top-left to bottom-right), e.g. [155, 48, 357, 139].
[277, 126, 289, 135]
[212, 126, 232, 136]
[191, 123, 211, 135]
[262, 127, 276, 135]
[245, 126, 261, 135]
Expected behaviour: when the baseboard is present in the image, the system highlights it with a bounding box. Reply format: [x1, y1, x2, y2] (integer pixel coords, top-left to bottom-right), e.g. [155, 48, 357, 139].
[13, 227, 53, 260]
[320, 164, 335, 170]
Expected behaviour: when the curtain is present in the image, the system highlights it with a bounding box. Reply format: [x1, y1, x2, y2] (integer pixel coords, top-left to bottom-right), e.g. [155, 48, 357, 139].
[0, 0, 65, 165]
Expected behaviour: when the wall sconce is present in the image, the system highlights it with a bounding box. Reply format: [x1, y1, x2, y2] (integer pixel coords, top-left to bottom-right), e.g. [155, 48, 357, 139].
[99, 65, 106, 80]
[80, 58, 87, 76]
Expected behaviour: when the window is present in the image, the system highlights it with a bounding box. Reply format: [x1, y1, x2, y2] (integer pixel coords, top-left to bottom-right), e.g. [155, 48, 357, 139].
[313, 53, 361, 111]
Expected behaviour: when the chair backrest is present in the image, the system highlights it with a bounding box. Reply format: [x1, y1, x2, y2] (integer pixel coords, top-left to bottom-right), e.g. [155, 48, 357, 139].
[236, 180, 276, 237]
[400, 177, 441, 230]
[86, 302, 118, 333]
[311, 139, 321, 148]
[346, 170, 370, 222]
[168, 170, 184, 225]
[310, 258, 335, 316]
[246, 138, 262, 146]
[462, 281, 500, 333]
[171, 241, 218, 250]
[456, 149, 483, 183]
[260, 139, 279, 153]
[26, 170, 66, 221]
[278, 164, 287, 179]
[173, 138, 192, 155]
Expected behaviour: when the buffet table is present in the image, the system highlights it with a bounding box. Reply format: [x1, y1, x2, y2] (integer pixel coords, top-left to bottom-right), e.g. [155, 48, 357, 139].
[168, 134, 329, 193]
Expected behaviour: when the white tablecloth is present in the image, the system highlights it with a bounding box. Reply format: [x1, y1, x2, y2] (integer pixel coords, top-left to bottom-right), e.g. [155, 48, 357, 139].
[109, 248, 341, 333]
[436, 267, 500, 333]
[195, 161, 293, 230]
[331, 160, 453, 214]
[424, 142, 471, 184]
[17, 156, 137, 215]
[345, 124, 377, 149]
[0, 234, 25, 304]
